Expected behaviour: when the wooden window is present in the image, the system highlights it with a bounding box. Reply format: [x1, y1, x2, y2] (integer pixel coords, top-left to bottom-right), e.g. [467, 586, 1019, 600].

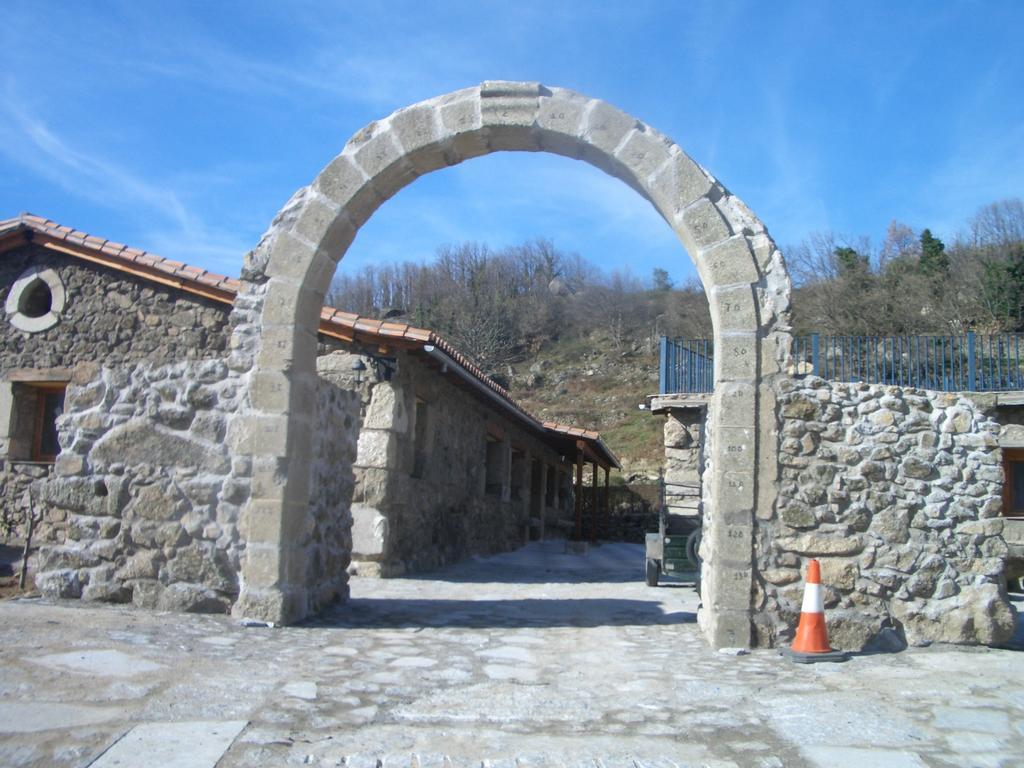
[31, 384, 65, 462]
[1003, 448, 1024, 517]
[484, 436, 504, 496]
[6, 382, 66, 462]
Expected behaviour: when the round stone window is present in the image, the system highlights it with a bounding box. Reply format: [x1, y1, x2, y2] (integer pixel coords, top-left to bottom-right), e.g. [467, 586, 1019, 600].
[6, 266, 66, 333]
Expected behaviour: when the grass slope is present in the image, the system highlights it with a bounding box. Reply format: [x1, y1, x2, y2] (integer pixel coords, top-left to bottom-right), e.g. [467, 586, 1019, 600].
[505, 333, 664, 479]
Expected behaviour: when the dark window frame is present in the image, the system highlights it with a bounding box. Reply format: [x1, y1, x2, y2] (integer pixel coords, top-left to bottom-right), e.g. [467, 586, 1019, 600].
[29, 382, 66, 463]
[1003, 447, 1024, 517]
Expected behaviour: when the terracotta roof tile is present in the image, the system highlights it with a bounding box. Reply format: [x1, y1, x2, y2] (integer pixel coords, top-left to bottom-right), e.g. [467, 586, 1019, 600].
[404, 328, 431, 342]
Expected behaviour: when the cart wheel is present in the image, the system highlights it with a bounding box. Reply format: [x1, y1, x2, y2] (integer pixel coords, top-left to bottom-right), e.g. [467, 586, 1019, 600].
[645, 558, 660, 587]
[686, 529, 702, 569]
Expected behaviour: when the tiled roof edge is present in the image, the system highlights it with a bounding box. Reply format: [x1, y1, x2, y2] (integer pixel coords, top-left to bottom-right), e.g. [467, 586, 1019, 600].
[2, 213, 616, 465]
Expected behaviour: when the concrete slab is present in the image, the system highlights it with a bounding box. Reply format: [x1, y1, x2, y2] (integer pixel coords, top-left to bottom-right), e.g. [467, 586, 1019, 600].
[91, 720, 248, 768]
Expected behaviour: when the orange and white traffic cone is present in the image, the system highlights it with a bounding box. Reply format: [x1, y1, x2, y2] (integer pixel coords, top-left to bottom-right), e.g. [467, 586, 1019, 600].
[782, 559, 849, 663]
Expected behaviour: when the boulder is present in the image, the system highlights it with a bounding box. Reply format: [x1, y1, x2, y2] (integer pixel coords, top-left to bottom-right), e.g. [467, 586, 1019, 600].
[156, 583, 231, 614]
[90, 420, 230, 474]
[163, 543, 237, 594]
[892, 584, 1015, 646]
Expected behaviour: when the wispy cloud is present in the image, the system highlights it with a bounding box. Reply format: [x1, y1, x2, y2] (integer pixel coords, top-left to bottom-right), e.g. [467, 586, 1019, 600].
[0, 82, 252, 274]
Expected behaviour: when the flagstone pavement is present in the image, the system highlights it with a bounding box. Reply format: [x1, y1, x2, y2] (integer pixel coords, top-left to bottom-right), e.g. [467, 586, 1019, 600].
[1, 541, 1022, 767]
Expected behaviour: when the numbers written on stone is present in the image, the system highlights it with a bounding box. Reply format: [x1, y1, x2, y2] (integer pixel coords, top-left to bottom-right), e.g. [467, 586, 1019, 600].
[727, 528, 746, 539]
[726, 444, 745, 453]
[732, 346, 749, 356]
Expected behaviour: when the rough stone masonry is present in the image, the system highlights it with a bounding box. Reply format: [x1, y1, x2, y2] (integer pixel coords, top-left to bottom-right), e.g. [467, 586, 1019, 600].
[756, 377, 1015, 649]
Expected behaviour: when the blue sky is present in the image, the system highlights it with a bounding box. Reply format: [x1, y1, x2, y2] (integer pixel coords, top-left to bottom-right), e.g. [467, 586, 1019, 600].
[1, 1, 1021, 287]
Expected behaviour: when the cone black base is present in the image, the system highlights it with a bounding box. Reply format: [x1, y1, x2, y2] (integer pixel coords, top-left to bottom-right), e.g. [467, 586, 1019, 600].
[780, 647, 850, 664]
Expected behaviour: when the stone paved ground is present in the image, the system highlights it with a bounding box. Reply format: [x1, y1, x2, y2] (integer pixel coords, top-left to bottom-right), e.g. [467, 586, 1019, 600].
[0, 541, 1022, 767]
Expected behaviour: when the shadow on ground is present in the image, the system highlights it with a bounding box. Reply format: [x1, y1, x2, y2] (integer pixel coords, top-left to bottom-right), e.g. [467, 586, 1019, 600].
[397, 541, 697, 586]
[401, 564, 646, 585]
[307, 598, 697, 629]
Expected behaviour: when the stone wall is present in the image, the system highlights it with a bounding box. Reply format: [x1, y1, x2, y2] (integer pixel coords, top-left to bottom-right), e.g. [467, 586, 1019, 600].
[0, 244, 231, 375]
[757, 377, 1015, 650]
[339, 349, 569, 577]
[303, 364, 360, 608]
[32, 359, 248, 611]
[0, 462, 57, 543]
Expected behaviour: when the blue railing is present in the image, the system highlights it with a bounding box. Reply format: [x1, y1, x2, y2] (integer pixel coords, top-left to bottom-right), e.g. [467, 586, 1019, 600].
[659, 337, 714, 394]
[659, 332, 1024, 394]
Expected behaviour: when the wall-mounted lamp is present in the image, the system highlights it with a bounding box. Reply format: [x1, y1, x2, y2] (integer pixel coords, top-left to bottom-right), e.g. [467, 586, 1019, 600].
[351, 358, 367, 385]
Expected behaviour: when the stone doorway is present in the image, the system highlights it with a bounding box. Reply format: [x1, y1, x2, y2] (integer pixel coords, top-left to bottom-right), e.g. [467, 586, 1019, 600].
[228, 81, 792, 649]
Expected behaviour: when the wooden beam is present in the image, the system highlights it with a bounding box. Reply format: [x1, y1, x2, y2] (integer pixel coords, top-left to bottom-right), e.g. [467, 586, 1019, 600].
[590, 461, 598, 543]
[5, 368, 72, 383]
[603, 466, 611, 543]
[575, 439, 610, 471]
[574, 448, 584, 541]
[0, 229, 30, 254]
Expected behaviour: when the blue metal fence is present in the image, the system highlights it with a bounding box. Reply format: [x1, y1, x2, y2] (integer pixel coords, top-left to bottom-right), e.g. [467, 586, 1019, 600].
[659, 337, 714, 394]
[659, 332, 1024, 394]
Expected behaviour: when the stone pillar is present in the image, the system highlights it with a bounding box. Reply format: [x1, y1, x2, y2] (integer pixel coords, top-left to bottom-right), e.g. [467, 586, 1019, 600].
[663, 407, 704, 518]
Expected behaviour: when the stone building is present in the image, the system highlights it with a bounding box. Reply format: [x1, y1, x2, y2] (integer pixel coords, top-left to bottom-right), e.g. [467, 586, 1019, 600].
[652, 376, 1021, 651]
[0, 214, 617, 613]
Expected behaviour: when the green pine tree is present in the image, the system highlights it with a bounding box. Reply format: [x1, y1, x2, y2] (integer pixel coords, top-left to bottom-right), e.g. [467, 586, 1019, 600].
[918, 229, 949, 276]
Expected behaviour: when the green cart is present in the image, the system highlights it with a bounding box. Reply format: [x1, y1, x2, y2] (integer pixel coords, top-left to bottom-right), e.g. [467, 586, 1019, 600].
[645, 476, 701, 586]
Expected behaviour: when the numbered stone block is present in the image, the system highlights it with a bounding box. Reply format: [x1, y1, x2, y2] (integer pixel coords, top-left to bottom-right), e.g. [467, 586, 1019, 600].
[240, 543, 286, 588]
[256, 323, 318, 372]
[250, 370, 294, 414]
[481, 81, 541, 151]
[714, 382, 757, 428]
[536, 90, 587, 158]
[706, 607, 753, 649]
[583, 99, 638, 156]
[439, 92, 487, 163]
[709, 520, 753, 562]
[711, 284, 759, 332]
[715, 468, 755, 512]
[614, 128, 673, 189]
[680, 197, 731, 255]
[701, 236, 760, 287]
[240, 498, 286, 542]
[648, 147, 714, 223]
[265, 229, 317, 284]
[351, 128, 403, 182]
[717, 333, 758, 381]
[313, 156, 381, 230]
[389, 104, 442, 157]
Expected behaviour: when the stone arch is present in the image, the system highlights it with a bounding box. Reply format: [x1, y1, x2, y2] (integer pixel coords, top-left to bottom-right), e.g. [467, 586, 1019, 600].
[228, 81, 792, 648]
